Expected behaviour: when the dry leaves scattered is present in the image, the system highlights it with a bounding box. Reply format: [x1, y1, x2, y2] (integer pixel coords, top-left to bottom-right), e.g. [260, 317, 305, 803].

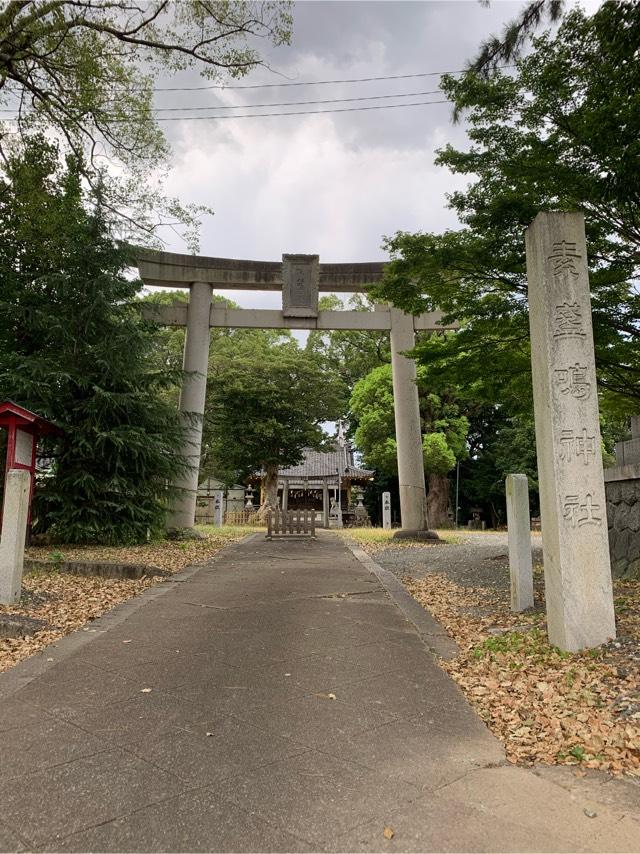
[1, 527, 252, 673]
[25, 526, 254, 574]
[405, 573, 640, 778]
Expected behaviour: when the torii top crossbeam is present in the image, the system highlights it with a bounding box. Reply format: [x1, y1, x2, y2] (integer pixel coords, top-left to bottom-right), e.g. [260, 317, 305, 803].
[136, 248, 384, 292]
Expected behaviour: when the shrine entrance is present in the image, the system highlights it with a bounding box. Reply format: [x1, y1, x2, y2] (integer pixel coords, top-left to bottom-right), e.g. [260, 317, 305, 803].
[136, 250, 456, 536]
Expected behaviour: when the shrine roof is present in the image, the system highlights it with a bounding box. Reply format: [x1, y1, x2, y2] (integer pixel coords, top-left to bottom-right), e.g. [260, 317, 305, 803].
[0, 401, 63, 434]
[277, 447, 374, 481]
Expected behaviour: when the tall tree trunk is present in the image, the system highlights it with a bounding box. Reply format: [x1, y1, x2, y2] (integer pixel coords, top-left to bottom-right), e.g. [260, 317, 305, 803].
[426, 472, 451, 529]
[258, 463, 279, 521]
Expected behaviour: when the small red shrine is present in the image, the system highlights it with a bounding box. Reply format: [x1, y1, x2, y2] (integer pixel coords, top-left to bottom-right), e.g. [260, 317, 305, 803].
[0, 401, 62, 517]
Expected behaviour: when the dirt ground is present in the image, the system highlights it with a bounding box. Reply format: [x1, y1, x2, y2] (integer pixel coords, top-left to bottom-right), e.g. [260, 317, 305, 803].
[374, 529, 543, 590]
[346, 529, 640, 779]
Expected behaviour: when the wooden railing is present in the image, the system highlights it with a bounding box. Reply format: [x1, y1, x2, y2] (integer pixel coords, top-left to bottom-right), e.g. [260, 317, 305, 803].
[266, 509, 316, 539]
[223, 510, 261, 527]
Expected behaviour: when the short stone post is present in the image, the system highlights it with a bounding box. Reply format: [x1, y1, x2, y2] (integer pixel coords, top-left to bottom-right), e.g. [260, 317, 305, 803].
[505, 474, 534, 612]
[0, 469, 31, 605]
[213, 490, 223, 527]
[526, 211, 616, 651]
[322, 479, 329, 528]
[382, 491, 392, 530]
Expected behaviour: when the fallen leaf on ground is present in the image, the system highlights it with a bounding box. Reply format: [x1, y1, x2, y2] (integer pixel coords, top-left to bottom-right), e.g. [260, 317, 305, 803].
[403, 572, 640, 779]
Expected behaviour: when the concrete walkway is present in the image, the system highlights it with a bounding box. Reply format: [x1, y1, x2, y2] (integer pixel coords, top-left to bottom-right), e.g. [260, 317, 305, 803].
[0, 533, 638, 852]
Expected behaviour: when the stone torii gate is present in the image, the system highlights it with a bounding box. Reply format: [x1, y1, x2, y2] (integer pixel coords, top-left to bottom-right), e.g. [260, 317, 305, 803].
[136, 250, 456, 536]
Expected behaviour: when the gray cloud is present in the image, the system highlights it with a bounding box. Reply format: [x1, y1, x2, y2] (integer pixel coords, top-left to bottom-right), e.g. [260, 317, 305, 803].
[150, 1, 538, 310]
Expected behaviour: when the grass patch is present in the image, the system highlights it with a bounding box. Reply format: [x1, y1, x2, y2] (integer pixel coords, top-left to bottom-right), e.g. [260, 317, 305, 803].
[195, 524, 263, 539]
[471, 628, 571, 664]
[335, 527, 458, 552]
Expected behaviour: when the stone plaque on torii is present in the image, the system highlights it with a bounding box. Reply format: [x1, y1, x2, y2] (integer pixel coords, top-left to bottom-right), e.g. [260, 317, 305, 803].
[135, 249, 457, 538]
[282, 254, 319, 318]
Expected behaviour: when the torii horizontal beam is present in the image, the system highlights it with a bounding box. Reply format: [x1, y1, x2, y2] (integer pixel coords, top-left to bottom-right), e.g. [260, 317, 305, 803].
[135, 248, 384, 292]
[140, 304, 457, 332]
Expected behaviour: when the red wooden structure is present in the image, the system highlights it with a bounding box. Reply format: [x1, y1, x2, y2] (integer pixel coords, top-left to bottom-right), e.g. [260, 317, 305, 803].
[0, 401, 62, 522]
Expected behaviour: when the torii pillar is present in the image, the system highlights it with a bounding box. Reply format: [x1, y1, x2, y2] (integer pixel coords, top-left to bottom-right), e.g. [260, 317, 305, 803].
[168, 281, 213, 530]
[389, 307, 436, 539]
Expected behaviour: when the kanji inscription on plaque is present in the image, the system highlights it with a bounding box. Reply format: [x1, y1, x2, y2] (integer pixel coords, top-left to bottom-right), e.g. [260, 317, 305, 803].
[14, 429, 34, 467]
[282, 254, 319, 318]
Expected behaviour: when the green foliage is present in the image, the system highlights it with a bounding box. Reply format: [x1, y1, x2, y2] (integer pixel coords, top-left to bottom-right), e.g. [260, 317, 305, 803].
[367, 2, 640, 524]
[422, 433, 456, 476]
[0, 139, 184, 544]
[306, 295, 390, 407]
[350, 365, 397, 473]
[0, 2, 292, 243]
[568, 745, 586, 762]
[375, 3, 640, 422]
[468, 0, 566, 79]
[202, 334, 344, 483]
[350, 362, 468, 478]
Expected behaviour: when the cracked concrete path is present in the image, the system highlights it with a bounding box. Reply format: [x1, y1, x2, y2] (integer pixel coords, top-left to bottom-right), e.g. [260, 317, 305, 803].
[0, 532, 638, 852]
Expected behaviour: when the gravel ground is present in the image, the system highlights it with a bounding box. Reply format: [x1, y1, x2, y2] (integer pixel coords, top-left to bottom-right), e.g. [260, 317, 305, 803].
[376, 530, 544, 591]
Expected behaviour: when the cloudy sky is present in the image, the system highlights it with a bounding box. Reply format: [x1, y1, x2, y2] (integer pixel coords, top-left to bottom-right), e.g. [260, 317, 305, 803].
[152, 0, 594, 310]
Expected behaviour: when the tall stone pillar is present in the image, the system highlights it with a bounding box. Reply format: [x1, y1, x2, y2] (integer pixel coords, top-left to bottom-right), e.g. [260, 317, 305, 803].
[526, 211, 615, 651]
[389, 308, 430, 535]
[168, 281, 213, 530]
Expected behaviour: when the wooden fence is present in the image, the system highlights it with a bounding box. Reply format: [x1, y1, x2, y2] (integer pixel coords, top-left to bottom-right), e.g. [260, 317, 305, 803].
[266, 509, 316, 540]
[224, 510, 261, 527]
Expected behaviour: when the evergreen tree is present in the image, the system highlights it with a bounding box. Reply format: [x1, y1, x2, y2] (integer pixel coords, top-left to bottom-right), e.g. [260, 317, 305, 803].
[0, 139, 184, 544]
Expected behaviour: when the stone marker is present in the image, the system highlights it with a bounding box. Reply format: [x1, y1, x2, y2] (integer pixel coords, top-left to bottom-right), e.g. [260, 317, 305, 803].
[505, 474, 534, 612]
[213, 490, 224, 527]
[382, 491, 392, 530]
[0, 469, 31, 605]
[526, 211, 616, 651]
